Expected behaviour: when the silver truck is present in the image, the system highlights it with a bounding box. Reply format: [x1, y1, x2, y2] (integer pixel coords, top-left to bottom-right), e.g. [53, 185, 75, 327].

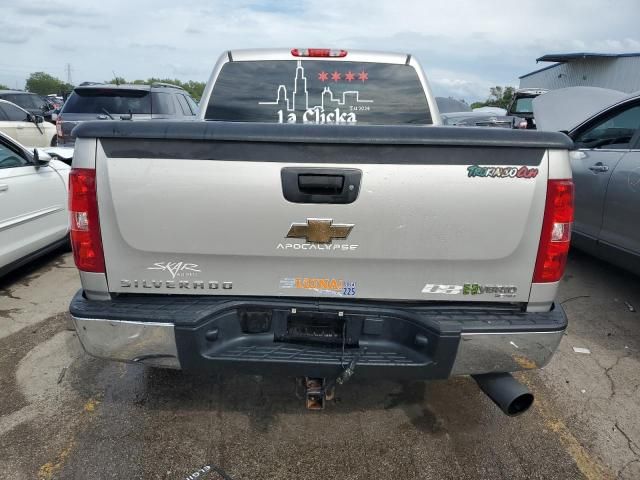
[68, 49, 574, 414]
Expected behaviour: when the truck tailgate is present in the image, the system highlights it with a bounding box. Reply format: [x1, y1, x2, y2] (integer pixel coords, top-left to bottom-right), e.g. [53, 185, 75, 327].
[84, 122, 572, 303]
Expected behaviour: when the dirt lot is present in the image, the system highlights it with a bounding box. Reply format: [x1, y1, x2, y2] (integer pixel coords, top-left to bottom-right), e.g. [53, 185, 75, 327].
[0, 249, 638, 480]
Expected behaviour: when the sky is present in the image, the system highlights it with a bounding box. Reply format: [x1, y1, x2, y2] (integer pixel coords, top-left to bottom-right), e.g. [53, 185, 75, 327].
[1, 0, 639, 102]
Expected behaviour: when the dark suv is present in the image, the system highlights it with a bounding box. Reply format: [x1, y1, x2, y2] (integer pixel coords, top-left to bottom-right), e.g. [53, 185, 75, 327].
[56, 83, 199, 146]
[0, 90, 55, 123]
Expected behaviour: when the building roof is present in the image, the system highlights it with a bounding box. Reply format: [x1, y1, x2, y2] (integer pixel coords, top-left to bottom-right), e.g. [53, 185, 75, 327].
[519, 52, 640, 79]
[519, 63, 562, 79]
[536, 52, 640, 62]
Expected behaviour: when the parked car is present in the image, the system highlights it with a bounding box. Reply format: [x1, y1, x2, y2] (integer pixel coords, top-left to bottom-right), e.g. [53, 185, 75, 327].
[0, 99, 57, 147]
[438, 99, 520, 128]
[56, 83, 199, 147]
[68, 48, 574, 416]
[534, 87, 640, 274]
[40, 146, 74, 165]
[506, 88, 548, 129]
[435, 97, 471, 113]
[42, 95, 63, 111]
[0, 131, 70, 277]
[441, 111, 519, 128]
[0, 90, 56, 123]
[473, 106, 507, 115]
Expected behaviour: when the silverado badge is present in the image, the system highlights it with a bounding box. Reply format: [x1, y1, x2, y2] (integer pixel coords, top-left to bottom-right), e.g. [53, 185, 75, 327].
[286, 219, 354, 244]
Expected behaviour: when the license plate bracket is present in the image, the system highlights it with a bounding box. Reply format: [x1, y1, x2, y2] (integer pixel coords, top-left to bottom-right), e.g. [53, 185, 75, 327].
[277, 311, 354, 346]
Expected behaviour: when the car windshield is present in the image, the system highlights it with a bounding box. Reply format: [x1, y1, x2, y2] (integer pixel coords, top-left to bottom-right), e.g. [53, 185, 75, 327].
[62, 89, 152, 114]
[206, 60, 432, 125]
[511, 96, 534, 114]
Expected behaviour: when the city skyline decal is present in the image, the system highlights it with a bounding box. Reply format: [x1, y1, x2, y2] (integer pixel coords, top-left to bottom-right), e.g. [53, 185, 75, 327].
[259, 60, 373, 124]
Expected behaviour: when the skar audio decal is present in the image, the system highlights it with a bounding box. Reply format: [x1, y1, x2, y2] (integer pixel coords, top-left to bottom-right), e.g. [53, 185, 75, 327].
[467, 165, 539, 179]
[259, 60, 372, 124]
[280, 277, 357, 297]
[128, 261, 231, 290]
[147, 261, 201, 279]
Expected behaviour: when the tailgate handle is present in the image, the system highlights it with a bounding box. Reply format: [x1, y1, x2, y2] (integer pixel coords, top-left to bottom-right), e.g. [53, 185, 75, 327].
[281, 168, 362, 204]
[298, 174, 344, 194]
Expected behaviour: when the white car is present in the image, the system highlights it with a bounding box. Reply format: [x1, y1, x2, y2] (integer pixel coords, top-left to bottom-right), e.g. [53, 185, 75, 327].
[0, 131, 70, 276]
[0, 99, 57, 147]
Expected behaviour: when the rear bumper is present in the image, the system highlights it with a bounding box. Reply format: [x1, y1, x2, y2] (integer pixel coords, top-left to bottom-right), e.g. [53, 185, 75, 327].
[69, 291, 567, 378]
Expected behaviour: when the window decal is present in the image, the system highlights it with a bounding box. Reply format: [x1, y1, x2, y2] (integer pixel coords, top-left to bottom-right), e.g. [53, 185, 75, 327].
[258, 60, 373, 124]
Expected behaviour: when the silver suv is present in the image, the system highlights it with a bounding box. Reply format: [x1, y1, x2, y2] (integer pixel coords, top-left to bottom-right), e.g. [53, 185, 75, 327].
[56, 83, 199, 147]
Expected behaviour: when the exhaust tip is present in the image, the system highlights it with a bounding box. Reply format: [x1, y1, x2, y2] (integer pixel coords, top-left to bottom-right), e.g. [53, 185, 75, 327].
[506, 392, 534, 416]
[472, 373, 534, 417]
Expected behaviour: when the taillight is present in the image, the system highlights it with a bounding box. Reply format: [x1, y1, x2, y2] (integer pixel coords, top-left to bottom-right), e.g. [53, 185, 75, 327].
[69, 168, 105, 273]
[291, 48, 348, 57]
[56, 116, 63, 139]
[533, 179, 574, 283]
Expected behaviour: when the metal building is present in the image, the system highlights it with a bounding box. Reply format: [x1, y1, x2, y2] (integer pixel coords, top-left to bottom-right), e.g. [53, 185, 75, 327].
[519, 53, 640, 93]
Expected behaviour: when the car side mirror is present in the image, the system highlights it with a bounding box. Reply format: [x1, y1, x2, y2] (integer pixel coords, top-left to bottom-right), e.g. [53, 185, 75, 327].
[34, 115, 45, 124]
[33, 148, 51, 167]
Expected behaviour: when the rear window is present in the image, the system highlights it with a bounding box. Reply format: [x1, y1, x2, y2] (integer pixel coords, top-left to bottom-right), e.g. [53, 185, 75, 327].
[0, 93, 43, 110]
[185, 95, 199, 114]
[62, 89, 151, 114]
[206, 60, 432, 125]
[151, 92, 175, 115]
[176, 94, 190, 115]
[511, 97, 535, 114]
[0, 102, 29, 121]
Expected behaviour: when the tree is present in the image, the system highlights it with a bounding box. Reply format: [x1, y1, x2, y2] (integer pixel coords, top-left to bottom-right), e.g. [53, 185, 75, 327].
[182, 80, 205, 101]
[471, 86, 516, 110]
[103, 77, 206, 101]
[106, 76, 127, 86]
[0, 83, 9, 90]
[25, 72, 73, 96]
[487, 86, 515, 109]
[144, 78, 205, 101]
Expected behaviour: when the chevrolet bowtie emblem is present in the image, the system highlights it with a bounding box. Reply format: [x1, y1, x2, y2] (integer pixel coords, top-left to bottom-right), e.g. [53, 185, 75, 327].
[286, 219, 354, 244]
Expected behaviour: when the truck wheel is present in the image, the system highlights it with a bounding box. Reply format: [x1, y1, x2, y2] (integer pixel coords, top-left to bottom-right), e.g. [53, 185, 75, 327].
[50, 135, 58, 147]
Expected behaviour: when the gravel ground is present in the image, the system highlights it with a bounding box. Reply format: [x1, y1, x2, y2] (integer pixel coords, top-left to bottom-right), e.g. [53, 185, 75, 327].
[0, 249, 638, 480]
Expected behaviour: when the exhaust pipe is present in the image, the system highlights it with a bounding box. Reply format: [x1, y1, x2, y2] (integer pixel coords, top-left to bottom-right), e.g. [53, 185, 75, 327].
[472, 373, 534, 416]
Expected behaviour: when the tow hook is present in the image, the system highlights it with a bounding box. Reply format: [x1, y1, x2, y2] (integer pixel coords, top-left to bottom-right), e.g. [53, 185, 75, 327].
[302, 377, 335, 410]
[298, 348, 366, 410]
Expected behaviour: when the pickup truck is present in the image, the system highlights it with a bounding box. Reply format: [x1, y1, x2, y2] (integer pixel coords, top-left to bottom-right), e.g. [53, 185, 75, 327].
[68, 49, 574, 415]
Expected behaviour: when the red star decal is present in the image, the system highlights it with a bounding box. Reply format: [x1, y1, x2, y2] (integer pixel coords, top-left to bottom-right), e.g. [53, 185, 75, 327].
[318, 71, 329, 82]
[331, 71, 341, 82]
[358, 70, 368, 82]
[344, 71, 355, 82]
